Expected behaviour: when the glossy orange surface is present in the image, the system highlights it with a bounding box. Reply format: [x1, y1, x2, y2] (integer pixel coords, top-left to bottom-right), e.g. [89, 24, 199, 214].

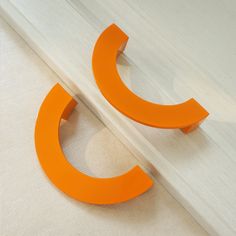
[92, 24, 209, 133]
[35, 84, 153, 204]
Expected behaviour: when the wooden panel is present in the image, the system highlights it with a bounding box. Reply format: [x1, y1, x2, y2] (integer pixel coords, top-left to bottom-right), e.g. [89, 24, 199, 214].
[0, 17, 208, 236]
[1, 1, 235, 235]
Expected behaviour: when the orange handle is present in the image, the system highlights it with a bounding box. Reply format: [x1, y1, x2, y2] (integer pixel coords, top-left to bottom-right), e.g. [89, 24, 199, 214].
[35, 84, 153, 204]
[92, 24, 209, 133]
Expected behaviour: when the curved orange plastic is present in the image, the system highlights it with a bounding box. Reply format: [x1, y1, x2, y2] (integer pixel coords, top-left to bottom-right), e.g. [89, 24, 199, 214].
[35, 83, 153, 204]
[92, 24, 209, 133]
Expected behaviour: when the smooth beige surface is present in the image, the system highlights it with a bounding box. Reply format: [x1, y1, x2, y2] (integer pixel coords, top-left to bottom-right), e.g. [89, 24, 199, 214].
[1, 1, 236, 235]
[0, 18, 208, 235]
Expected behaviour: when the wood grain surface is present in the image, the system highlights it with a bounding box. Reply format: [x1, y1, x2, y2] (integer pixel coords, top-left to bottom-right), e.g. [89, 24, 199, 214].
[0, 1, 235, 235]
[0, 17, 209, 236]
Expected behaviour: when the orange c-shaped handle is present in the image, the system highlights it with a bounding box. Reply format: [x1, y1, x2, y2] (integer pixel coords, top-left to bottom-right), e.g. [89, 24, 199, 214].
[35, 84, 153, 204]
[92, 24, 209, 133]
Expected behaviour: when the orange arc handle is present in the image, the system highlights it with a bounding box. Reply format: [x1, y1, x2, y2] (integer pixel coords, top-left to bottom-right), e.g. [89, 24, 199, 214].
[35, 84, 153, 205]
[92, 24, 209, 133]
